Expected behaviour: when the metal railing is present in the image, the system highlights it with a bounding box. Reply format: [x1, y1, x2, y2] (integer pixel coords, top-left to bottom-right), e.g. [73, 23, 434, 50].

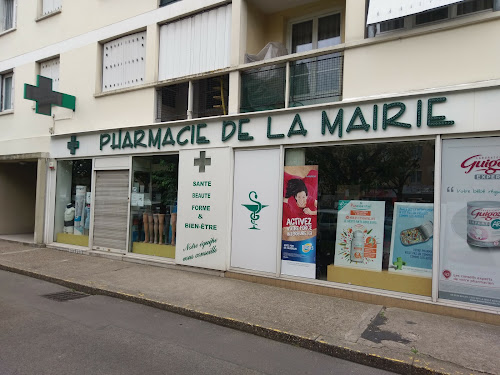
[240, 52, 344, 113]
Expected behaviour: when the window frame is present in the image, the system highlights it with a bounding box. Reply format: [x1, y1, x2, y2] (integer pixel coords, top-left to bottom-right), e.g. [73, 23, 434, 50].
[1, 71, 14, 112]
[0, 0, 17, 33]
[287, 10, 343, 55]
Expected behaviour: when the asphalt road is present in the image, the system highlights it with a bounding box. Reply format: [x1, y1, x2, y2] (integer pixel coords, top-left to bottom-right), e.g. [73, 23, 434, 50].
[0, 270, 394, 375]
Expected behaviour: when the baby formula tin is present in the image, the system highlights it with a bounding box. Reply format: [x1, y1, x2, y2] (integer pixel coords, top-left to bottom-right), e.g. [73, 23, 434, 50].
[467, 201, 500, 248]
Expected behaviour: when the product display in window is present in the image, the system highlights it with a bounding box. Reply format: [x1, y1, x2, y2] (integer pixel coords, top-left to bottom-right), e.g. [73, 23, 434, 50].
[130, 155, 179, 258]
[54, 160, 92, 247]
[284, 141, 435, 296]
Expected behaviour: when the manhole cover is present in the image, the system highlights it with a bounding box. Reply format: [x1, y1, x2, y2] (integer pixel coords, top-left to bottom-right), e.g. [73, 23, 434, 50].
[42, 291, 89, 302]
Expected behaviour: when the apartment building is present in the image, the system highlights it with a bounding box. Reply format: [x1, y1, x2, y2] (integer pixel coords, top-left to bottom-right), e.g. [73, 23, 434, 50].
[0, 0, 499, 319]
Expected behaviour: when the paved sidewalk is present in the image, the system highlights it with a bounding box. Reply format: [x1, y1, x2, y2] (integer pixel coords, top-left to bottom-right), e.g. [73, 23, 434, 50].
[0, 240, 498, 375]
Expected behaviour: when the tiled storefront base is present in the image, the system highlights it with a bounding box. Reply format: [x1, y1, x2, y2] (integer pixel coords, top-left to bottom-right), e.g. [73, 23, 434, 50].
[225, 271, 500, 326]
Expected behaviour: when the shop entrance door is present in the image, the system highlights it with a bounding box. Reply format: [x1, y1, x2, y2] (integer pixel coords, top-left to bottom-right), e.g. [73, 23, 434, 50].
[92, 170, 129, 253]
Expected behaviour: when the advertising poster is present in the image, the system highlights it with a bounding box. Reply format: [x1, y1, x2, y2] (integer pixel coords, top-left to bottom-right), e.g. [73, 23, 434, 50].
[440, 138, 500, 307]
[73, 185, 86, 235]
[281, 165, 318, 279]
[389, 203, 434, 276]
[334, 200, 385, 271]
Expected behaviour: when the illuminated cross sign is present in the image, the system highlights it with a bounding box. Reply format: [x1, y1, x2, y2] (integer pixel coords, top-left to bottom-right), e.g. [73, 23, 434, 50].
[24, 75, 76, 116]
[194, 151, 211, 173]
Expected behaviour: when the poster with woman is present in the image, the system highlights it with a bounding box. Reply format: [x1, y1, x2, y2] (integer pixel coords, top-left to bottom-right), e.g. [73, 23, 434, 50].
[281, 165, 318, 279]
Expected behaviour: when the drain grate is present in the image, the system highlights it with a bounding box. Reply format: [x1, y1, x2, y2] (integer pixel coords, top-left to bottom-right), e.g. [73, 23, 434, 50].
[42, 291, 89, 302]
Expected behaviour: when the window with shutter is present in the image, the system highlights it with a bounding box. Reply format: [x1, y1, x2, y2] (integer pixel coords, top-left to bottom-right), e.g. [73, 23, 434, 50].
[158, 5, 231, 80]
[42, 0, 61, 16]
[39, 57, 60, 91]
[102, 32, 146, 92]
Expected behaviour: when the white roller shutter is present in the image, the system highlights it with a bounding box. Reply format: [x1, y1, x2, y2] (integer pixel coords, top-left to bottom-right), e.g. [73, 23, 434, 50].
[42, 0, 62, 16]
[367, 0, 463, 24]
[40, 57, 60, 91]
[93, 170, 130, 252]
[102, 31, 146, 92]
[159, 4, 231, 81]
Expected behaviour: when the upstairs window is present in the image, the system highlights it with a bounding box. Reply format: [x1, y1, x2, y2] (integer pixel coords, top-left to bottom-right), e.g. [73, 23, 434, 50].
[159, 0, 179, 7]
[39, 57, 60, 91]
[102, 32, 146, 92]
[290, 13, 341, 54]
[42, 0, 61, 17]
[0, 0, 15, 32]
[1, 71, 13, 111]
[368, 0, 494, 36]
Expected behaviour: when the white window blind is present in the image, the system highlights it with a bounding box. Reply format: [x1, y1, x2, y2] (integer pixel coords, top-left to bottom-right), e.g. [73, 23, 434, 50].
[40, 57, 60, 91]
[367, 0, 464, 24]
[42, 0, 61, 16]
[102, 31, 146, 92]
[158, 4, 231, 81]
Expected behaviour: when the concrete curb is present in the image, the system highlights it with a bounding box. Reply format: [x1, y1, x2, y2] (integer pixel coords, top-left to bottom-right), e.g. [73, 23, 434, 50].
[0, 264, 456, 375]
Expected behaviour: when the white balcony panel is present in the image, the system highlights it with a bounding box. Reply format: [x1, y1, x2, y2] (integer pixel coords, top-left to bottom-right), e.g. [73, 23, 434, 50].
[102, 31, 146, 92]
[159, 4, 231, 81]
[367, 0, 463, 24]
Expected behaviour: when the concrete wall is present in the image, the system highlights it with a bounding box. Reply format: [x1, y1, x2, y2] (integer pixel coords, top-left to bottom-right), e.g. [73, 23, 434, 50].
[0, 162, 37, 234]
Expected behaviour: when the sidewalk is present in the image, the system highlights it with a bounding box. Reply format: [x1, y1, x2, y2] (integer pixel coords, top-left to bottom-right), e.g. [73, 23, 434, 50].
[0, 239, 498, 375]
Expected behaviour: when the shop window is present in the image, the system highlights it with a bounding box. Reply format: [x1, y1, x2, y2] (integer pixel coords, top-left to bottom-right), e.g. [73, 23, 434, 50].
[102, 32, 146, 92]
[0, 71, 13, 111]
[130, 155, 179, 259]
[39, 57, 60, 91]
[0, 0, 15, 32]
[368, 0, 494, 37]
[282, 141, 435, 297]
[53, 160, 92, 247]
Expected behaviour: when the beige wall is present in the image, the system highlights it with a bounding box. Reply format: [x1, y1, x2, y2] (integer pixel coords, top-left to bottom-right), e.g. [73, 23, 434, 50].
[343, 18, 500, 99]
[0, 0, 158, 61]
[0, 162, 37, 234]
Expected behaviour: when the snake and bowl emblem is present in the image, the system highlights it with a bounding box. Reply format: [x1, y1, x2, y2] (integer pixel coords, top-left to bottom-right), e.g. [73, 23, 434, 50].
[242, 191, 268, 230]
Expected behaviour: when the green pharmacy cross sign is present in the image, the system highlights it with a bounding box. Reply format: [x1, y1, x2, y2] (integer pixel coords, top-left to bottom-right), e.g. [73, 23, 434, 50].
[24, 75, 76, 116]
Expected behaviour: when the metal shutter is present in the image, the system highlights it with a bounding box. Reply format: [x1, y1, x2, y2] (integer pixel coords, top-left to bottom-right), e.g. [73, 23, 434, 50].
[158, 4, 231, 80]
[93, 170, 129, 252]
[40, 57, 60, 91]
[102, 32, 146, 92]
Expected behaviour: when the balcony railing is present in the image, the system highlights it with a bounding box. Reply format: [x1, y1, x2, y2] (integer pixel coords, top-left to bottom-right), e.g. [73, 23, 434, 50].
[240, 52, 344, 113]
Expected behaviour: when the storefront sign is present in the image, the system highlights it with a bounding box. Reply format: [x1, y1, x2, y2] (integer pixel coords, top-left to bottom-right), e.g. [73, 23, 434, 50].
[440, 137, 500, 307]
[334, 200, 385, 271]
[389, 203, 434, 276]
[231, 149, 280, 273]
[94, 97, 454, 154]
[24, 75, 76, 116]
[281, 166, 319, 279]
[176, 149, 231, 271]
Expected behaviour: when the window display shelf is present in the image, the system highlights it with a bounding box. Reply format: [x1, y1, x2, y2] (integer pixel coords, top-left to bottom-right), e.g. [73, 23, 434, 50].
[132, 242, 175, 259]
[56, 233, 89, 247]
[327, 265, 431, 297]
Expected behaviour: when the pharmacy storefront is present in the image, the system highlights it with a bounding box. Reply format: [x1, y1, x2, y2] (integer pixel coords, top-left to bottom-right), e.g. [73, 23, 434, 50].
[47, 86, 500, 314]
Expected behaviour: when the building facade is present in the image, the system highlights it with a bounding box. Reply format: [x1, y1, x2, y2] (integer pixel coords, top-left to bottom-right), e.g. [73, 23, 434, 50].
[1, 0, 499, 320]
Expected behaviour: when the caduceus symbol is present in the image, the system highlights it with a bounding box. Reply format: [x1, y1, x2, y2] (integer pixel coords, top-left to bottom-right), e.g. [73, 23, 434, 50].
[242, 191, 268, 230]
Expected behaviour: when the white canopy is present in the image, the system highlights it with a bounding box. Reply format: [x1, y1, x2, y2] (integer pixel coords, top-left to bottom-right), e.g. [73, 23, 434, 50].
[367, 0, 464, 24]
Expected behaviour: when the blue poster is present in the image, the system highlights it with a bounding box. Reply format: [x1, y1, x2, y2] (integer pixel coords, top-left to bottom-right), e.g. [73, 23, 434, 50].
[389, 203, 434, 276]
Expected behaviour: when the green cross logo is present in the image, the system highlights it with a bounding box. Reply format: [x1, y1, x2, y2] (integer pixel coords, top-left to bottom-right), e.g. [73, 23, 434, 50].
[24, 75, 76, 116]
[242, 191, 268, 230]
[67, 135, 79, 155]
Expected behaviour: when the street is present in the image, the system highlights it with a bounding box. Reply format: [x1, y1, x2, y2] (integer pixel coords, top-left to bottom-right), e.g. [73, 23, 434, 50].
[0, 270, 394, 375]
